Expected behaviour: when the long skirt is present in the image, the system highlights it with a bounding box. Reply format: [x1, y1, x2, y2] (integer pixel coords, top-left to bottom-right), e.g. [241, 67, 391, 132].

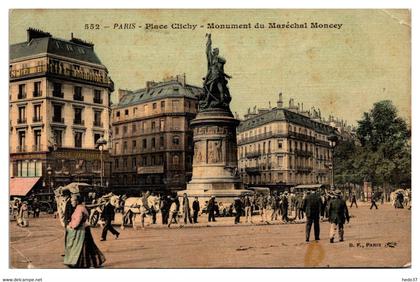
[64, 226, 105, 268]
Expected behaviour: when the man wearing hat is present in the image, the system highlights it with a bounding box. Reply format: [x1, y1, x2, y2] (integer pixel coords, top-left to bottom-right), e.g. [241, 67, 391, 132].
[328, 190, 350, 243]
[302, 191, 322, 242]
[207, 196, 216, 222]
[233, 197, 243, 224]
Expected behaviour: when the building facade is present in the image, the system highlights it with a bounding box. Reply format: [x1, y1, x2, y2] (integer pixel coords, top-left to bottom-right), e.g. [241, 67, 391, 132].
[9, 28, 113, 193]
[110, 75, 202, 193]
[237, 94, 335, 190]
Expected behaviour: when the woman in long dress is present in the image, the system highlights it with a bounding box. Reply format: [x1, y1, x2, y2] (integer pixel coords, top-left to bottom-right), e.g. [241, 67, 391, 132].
[64, 194, 105, 268]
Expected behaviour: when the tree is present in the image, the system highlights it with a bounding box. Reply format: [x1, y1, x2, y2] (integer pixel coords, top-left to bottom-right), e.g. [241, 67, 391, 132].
[355, 100, 411, 187]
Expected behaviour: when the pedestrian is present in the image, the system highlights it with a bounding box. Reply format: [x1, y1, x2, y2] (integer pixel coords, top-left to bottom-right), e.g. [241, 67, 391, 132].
[350, 194, 358, 208]
[64, 194, 105, 268]
[281, 192, 289, 222]
[370, 196, 378, 210]
[168, 198, 179, 228]
[296, 193, 305, 220]
[192, 197, 200, 223]
[160, 195, 170, 225]
[303, 191, 322, 242]
[328, 190, 350, 243]
[32, 198, 40, 218]
[100, 201, 120, 241]
[17, 201, 29, 227]
[148, 192, 158, 224]
[207, 196, 216, 222]
[182, 193, 193, 224]
[244, 195, 253, 223]
[234, 197, 243, 224]
[257, 193, 268, 222]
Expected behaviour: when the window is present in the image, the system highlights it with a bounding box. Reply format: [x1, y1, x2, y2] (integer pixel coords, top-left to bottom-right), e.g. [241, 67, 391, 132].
[141, 156, 147, 166]
[73, 86, 83, 101]
[153, 103, 157, 110]
[151, 137, 156, 148]
[278, 140, 283, 149]
[94, 133, 101, 145]
[18, 84, 26, 99]
[53, 105, 63, 123]
[115, 126, 119, 135]
[173, 155, 180, 165]
[173, 136, 180, 145]
[142, 139, 147, 149]
[74, 108, 83, 125]
[94, 90, 102, 104]
[114, 159, 119, 169]
[123, 141, 127, 153]
[125, 109, 129, 116]
[161, 101, 165, 110]
[172, 117, 180, 130]
[123, 158, 128, 168]
[18, 107, 26, 123]
[53, 83, 63, 97]
[160, 119, 165, 130]
[133, 107, 137, 115]
[151, 121, 156, 131]
[172, 100, 179, 111]
[74, 132, 83, 148]
[132, 123, 137, 132]
[123, 125, 127, 134]
[132, 140, 137, 151]
[33, 82, 41, 97]
[18, 131, 26, 151]
[94, 111, 102, 127]
[54, 130, 62, 147]
[116, 111, 120, 117]
[160, 136, 164, 147]
[132, 157, 137, 168]
[33, 104, 41, 122]
[34, 130, 41, 151]
[151, 156, 156, 166]
[114, 142, 119, 154]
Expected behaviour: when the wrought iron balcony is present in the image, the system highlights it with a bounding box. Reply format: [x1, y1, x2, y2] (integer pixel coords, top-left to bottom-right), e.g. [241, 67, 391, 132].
[93, 97, 103, 104]
[73, 94, 84, 101]
[33, 91, 42, 97]
[245, 167, 261, 174]
[93, 121, 103, 127]
[17, 118, 27, 124]
[73, 119, 85, 125]
[32, 116, 43, 123]
[17, 93, 26, 99]
[245, 151, 261, 158]
[52, 116, 64, 123]
[52, 91, 64, 98]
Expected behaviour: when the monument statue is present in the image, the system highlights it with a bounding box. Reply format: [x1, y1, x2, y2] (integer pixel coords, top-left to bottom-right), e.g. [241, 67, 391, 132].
[199, 34, 232, 111]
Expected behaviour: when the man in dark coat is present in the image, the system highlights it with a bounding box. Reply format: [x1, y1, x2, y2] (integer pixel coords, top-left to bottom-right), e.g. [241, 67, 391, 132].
[370, 196, 378, 210]
[328, 190, 350, 243]
[302, 191, 322, 242]
[234, 197, 243, 224]
[350, 194, 358, 208]
[182, 193, 193, 224]
[192, 197, 200, 223]
[100, 201, 120, 241]
[281, 192, 289, 222]
[207, 196, 216, 222]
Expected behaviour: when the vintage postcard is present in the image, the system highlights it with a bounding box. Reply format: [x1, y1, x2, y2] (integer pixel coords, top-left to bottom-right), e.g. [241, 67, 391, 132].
[7, 9, 411, 271]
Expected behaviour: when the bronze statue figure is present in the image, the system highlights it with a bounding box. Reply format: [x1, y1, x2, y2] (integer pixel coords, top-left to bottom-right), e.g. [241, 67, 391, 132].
[199, 33, 232, 111]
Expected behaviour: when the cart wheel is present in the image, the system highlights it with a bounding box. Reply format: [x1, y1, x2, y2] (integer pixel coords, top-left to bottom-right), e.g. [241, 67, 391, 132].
[90, 211, 99, 227]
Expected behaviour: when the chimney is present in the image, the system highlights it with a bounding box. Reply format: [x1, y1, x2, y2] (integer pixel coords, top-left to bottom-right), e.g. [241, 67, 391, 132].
[176, 74, 186, 87]
[277, 92, 283, 108]
[117, 89, 132, 102]
[146, 81, 156, 91]
[27, 28, 51, 42]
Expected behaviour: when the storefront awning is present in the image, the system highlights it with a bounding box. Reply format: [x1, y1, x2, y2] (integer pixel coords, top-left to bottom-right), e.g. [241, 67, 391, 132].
[9, 177, 41, 197]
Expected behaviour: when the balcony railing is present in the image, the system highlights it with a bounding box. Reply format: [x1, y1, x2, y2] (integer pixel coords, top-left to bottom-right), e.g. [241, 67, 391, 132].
[245, 167, 261, 174]
[10, 64, 112, 88]
[73, 119, 85, 125]
[17, 93, 26, 99]
[33, 91, 42, 97]
[245, 151, 261, 158]
[17, 118, 27, 124]
[32, 116, 43, 123]
[73, 94, 84, 101]
[16, 145, 27, 152]
[52, 90, 64, 98]
[238, 132, 274, 145]
[93, 97, 103, 104]
[294, 149, 313, 158]
[52, 116, 64, 123]
[93, 121, 103, 127]
[32, 144, 43, 151]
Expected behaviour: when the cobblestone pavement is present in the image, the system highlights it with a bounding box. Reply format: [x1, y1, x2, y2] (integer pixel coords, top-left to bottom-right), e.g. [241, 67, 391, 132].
[9, 202, 410, 268]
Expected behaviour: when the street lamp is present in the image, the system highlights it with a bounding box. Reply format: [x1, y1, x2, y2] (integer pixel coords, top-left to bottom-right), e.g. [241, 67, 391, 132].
[96, 136, 107, 187]
[327, 133, 338, 190]
[47, 165, 53, 193]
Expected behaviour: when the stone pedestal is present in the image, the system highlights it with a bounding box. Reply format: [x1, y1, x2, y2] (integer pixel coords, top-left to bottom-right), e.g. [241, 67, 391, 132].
[178, 109, 249, 204]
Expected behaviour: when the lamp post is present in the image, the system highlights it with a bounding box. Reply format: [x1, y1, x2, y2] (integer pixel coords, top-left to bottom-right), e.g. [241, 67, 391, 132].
[327, 133, 338, 190]
[96, 136, 107, 187]
[47, 165, 53, 193]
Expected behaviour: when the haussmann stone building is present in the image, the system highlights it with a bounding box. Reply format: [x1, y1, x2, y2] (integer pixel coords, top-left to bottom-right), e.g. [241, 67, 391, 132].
[9, 28, 114, 197]
[236, 93, 338, 191]
[110, 75, 202, 194]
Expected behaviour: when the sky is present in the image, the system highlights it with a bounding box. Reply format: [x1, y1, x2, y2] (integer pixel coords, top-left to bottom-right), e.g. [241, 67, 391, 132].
[9, 9, 411, 126]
